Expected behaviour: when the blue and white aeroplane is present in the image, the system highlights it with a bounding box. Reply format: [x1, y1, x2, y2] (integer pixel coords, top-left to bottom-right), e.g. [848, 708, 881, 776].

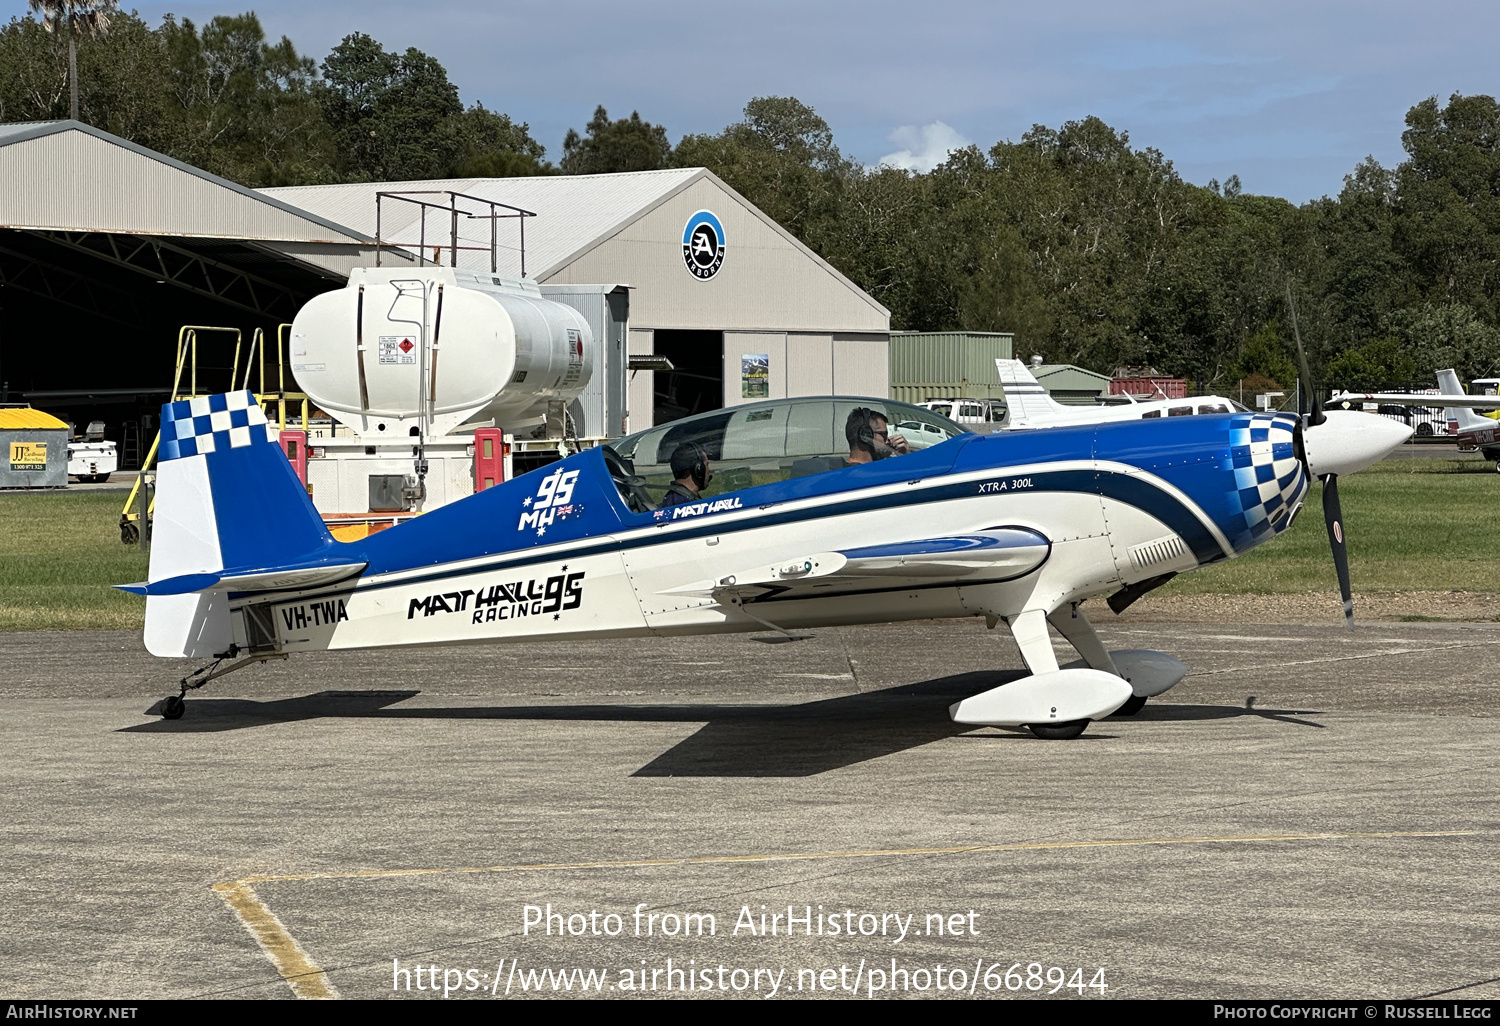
[125, 385, 1410, 739]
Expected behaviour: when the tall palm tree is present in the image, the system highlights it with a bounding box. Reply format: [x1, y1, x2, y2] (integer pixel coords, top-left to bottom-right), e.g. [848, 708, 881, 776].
[28, 0, 118, 122]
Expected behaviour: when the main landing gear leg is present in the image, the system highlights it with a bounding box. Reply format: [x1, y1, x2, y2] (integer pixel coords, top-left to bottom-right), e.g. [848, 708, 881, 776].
[1047, 605, 1146, 716]
[160, 649, 288, 719]
[1005, 609, 1086, 740]
[1050, 600, 1140, 714]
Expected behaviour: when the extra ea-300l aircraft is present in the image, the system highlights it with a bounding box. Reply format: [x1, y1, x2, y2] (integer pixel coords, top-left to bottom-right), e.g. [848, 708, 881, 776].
[125, 381, 1411, 739]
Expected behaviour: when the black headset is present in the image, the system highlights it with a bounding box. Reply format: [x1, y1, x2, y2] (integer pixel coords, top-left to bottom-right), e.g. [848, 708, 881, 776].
[672, 441, 711, 490]
[850, 407, 882, 449]
[688, 442, 709, 489]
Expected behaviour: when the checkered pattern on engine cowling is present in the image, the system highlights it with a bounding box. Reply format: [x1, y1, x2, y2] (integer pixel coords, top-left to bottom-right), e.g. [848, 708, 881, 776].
[159, 390, 276, 461]
[1227, 412, 1304, 544]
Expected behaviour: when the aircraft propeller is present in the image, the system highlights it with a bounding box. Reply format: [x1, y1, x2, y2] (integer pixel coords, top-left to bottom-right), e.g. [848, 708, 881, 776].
[1288, 287, 1355, 628]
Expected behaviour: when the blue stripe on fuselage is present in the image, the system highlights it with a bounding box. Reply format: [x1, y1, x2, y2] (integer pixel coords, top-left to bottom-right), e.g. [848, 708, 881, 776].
[325, 415, 1257, 598]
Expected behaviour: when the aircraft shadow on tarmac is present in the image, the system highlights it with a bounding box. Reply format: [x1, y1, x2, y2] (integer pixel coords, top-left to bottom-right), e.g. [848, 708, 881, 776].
[119, 679, 1326, 777]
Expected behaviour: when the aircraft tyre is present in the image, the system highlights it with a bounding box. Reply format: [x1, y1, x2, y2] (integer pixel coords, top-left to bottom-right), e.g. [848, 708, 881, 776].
[161, 695, 185, 720]
[1112, 694, 1148, 716]
[1027, 719, 1088, 740]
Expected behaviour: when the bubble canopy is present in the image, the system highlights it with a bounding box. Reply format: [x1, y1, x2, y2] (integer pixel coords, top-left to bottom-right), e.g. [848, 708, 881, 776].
[604, 396, 967, 511]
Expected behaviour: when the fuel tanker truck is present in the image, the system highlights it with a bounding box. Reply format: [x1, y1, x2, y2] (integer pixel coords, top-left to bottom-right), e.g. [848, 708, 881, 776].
[286, 267, 600, 524]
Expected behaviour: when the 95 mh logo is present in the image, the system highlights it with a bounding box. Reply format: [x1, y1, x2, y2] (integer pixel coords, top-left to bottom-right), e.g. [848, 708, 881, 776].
[518, 468, 583, 536]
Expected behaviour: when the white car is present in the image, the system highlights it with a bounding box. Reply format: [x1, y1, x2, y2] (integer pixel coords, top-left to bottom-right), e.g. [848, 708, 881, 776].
[919, 398, 1005, 427]
[893, 419, 955, 450]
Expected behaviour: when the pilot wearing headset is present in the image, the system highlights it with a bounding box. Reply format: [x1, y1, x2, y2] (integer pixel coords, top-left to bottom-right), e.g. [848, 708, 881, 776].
[844, 407, 910, 465]
[662, 441, 713, 506]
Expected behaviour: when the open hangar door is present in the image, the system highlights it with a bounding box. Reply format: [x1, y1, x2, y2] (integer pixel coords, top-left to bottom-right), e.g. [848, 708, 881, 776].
[652, 329, 724, 425]
[0, 229, 340, 468]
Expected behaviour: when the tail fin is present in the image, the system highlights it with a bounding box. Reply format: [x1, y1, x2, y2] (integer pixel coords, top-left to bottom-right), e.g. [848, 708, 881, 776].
[130, 390, 353, 657]
[995, 359, 1073, 427]
[1437, 369, 1493, 432]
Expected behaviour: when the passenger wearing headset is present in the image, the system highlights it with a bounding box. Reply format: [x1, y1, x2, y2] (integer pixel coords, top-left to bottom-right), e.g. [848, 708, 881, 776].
[662, 441, 713, 506]
[844, 407, 910, 465]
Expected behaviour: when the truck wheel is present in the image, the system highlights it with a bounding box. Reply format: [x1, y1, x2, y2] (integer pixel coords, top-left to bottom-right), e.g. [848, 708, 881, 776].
[1416, 423, 1433, 437]
[90, 474, 110, 483]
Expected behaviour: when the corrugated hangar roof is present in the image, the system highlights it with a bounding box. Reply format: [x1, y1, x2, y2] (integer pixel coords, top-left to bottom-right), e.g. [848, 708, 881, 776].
[0, 120, 370, 245]
[265, 168, 718, 278]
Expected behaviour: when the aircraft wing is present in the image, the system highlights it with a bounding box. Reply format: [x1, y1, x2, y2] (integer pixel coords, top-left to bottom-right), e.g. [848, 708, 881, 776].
[664, 528, 1051, 599]
[1331, 391, 1500, 409]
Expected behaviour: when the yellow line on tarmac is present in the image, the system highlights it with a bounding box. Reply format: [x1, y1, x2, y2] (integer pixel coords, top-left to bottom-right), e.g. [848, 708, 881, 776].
[216, 829, 1489, 999]
[236, 828, 1487, 886]
[212, 881, 341, 1000]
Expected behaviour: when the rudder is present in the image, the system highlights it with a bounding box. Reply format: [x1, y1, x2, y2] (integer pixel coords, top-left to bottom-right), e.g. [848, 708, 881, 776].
[1437, 369, 1493, 432]
[142, 390, 334, 657]
[995, 358, 1073, 426]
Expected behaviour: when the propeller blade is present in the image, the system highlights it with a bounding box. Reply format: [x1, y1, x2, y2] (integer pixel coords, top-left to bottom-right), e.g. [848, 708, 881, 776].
[1286, 285, 1324, 426]
[1321, 473, 1354, 628]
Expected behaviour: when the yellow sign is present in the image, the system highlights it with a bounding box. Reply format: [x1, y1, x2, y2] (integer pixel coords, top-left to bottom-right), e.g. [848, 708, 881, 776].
[9, 441, 47, 471]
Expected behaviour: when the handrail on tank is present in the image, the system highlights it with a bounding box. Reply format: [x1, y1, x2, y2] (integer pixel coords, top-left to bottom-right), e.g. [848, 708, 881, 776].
[374, 190, 537, 276]
[121, 325, 243, 541]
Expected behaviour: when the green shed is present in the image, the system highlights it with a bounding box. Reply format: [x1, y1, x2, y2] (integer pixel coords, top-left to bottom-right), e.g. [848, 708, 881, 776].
[888, 332, 1015, 404]
[1033, 363, 1112, 406]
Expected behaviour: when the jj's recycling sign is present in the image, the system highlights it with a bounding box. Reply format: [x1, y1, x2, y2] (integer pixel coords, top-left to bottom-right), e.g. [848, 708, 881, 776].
[9, 441, 46, 471]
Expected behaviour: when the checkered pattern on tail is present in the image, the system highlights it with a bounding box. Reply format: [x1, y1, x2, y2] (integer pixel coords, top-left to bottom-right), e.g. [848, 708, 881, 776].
[1226, 412, 1304, 544]
[159, 390, 275, 461]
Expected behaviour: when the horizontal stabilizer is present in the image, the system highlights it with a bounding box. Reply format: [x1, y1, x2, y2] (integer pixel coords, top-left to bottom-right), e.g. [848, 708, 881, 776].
[119, 561, 366, 597]
[664, 529, 1051, 599]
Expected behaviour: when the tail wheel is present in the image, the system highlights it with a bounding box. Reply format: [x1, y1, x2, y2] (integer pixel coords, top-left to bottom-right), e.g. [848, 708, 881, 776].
[1027, 720, 1089, 740]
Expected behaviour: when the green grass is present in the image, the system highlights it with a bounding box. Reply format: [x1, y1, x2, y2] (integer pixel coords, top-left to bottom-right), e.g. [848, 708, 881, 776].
[0, 456, 1496, 631]
[0, 492, 148, 631]
[1163, 457, 1500, 596]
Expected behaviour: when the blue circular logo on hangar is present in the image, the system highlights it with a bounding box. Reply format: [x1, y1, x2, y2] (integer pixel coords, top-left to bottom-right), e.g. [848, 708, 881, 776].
[682, 210, 726, 281]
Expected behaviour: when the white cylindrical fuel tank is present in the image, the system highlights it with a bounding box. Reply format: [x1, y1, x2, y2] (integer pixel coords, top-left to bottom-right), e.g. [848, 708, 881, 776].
[288, 267, 594, 439]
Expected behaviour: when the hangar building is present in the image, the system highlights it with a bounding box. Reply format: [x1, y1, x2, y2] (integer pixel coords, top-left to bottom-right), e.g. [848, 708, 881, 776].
[0, 120, 417, 464]
[0, 121, 890, 460]
[265, 171, 891, 433]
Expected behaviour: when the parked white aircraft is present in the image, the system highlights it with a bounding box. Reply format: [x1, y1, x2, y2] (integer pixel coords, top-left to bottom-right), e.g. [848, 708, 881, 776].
[995, 359, 1246, 429]
[1332, 370, 1500, 471]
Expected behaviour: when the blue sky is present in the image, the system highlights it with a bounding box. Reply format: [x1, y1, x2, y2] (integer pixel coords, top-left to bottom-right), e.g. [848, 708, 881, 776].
[7, 0, 1497, 201]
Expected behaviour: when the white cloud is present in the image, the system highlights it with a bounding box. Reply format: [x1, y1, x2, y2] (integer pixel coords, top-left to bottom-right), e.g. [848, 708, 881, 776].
[876, 121, 974, 173]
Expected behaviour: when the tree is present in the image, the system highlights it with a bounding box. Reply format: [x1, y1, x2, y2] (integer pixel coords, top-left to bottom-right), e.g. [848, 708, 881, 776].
[1386, 303, 1500, 380]
[675, 96, 850, 244]
[320, 32, 463, 181]
[560, 106, 671, 174]
[444, 103, 551, 177]
[28, 0, 116, 121]
[159, 13, 332, 186]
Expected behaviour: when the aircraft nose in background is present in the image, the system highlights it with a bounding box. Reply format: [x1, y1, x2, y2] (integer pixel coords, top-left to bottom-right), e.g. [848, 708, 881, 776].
[1303, 410, 1414, 478]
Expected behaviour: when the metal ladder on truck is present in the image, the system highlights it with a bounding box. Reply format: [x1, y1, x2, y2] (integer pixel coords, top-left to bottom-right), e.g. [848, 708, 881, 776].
[120, 324, 308, 545]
